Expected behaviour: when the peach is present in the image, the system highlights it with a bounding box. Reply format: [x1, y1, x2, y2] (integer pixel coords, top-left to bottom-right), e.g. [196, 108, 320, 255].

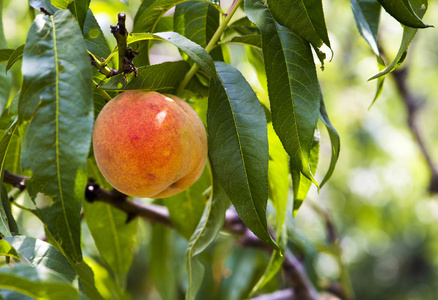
[92, 90, 208, 198]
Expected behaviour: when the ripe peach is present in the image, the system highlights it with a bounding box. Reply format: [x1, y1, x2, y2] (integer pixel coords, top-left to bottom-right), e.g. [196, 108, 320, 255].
[92, 90, 208, 198]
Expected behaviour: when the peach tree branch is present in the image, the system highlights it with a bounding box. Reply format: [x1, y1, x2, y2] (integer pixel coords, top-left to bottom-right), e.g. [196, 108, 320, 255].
[4, 171, 322, 300]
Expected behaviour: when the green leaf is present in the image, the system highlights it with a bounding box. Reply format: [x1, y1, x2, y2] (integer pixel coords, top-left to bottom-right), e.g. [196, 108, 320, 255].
[0, 185, 12, 237]
[5, 45, 24, 73]
[369, 0, 429, 80]
[250, 124, 289, 295]
[0, 0, 12, 117]
[174, 1, 222, 61]
[72, 261, 105, 300]
[228, 17, 260, 36]
[67, 0, 91, 31]
[378, 0, 431, 28]
[0, 48, 13, 63]
[319, 98, 340, 187]
[52, 0, 69, 9]
[83, 198, 138, 289]
[150, 225, 177, 300]
[185, 168, 228, 300]
[0, 239, 19, 259]
[246, 0, 321, 186]
[4, 236, 79, 286]
[100, 61, 192, 92]
[83, 9, 111, 61]
[163, 165, 210, 239]
[0, 118, 19, 236]
[126, 32, 216, 77]
[250, 225, 287, 296]
[291, 133, 319, 214]
[351, 0, 382, 56]
[29, 0, 59, 14]
[368, 56, 386, 107]
[207, 61, 277, 249]
[267, 123, 289, 228]
[132, 0, 221, 33]
[0, 118, 18, 182]
[266, 0, 331, 52]
[0, 264, 80, 300]
[222, 35, 262, 49]
[18, 9, 94, 263]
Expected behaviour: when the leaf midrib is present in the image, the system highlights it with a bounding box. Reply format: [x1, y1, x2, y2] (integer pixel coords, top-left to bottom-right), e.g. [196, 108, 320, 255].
[217, 77, 265, 231]
[51, 15, 78, 260]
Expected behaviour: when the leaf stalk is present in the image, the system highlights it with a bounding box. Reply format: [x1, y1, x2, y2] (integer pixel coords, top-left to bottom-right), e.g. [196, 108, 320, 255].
[176, 0, 244, 95]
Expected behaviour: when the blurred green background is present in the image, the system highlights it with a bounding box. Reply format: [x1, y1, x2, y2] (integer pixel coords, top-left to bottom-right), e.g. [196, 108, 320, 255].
[3, 0, 438, 299]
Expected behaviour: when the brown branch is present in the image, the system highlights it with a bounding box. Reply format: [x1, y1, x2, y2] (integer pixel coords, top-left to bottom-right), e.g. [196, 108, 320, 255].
[391, 66, 438, 193]
[4, 171, 320, 300]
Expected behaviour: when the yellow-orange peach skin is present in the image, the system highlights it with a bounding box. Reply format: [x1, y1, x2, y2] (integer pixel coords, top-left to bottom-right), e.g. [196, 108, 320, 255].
[92, 91, 208, 198]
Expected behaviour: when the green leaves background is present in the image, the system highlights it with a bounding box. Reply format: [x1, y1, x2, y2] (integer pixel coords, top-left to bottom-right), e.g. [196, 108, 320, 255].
[0, 0, 432, 299]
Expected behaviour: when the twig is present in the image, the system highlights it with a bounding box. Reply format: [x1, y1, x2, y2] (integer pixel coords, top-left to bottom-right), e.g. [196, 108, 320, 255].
[110, 13, 138, 77]
[176, 0, 243, 94]
[391, 66, 438, 193]
[85, 182, 172, 226]
[309, 202, 353, 300]
[4, 171, 320, 299]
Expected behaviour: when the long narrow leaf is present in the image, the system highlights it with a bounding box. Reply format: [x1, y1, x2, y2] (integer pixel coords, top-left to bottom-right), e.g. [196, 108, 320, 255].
[378, 0, 431, 28]
[350, 0, 381, 56]
[319, 98, 340, 187]
[246, 0, 321, 186]
[369, 0, 429, 80]
[266, 0, 331, 52]
[18, 9, 94, 263]
[133, 0, 221, 33]
[67, 0, 91, 31]
[185, 168, 228, 300]
[207, 61, 277, 249]
[0, 0, 12, 115]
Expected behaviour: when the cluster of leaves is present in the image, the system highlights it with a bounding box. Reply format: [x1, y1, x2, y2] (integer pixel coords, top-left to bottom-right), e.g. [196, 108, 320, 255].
[0, 0, 431, 299]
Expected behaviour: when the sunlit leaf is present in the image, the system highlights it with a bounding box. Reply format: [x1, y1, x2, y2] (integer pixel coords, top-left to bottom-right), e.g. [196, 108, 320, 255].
[83, 198, 138, 288]
[51, 0, 69, 9]
[0, 264, 80, 300]
[351, 0, 381, 56]
[18, 10, 94, 263]
[250, 123, 289, 294]
[0, 239, 19, 259]
[292, 133, 319, 214]
[369, 0, 429, 80]
[72, 261, 105, 300]
[4, 236, 78, 285]
[208, 61, 277, 249]
[29, 0, 59, 14]
[246, 0, 321, 186]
